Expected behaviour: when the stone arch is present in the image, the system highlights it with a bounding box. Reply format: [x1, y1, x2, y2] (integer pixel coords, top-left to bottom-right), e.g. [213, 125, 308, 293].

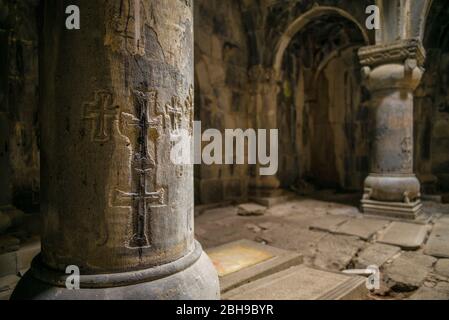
[414, 0, 434, 41]
[272, 6, 370, 75]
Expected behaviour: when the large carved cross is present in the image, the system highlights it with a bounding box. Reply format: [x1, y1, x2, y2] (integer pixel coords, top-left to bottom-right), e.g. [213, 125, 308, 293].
[117, 90, 165, 249]
[84, 91, 119, 143]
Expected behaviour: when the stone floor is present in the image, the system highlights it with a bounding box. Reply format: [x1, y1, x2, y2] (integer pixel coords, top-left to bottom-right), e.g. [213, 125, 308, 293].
[196, 191, 449, 300]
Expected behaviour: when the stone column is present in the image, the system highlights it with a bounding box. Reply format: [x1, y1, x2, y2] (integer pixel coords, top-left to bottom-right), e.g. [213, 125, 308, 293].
[12, 0, 219, 300]
[358, 39, 425, 219]
[248, 66, 281, 199]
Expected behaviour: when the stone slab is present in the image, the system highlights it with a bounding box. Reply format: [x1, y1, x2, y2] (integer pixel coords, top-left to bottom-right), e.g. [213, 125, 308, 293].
[223, 265, 367, 300]
[313, 234, 365, 271]
[424, 221, 449, 258]
[0, 251, 16, 278]
[16, 238, 40, 271]
[0, 274, 19, 292]
[434, 259, 449, 278]
[384, 252, 436, 292]
[249, 192, 295, 208]
[354, 243, 401, 269]
[237, 203, 267, 216]
[335, 218, 390, 240]
[377, 222, 429, 250]
[0, 235, 20, 254]
[309, 216, 348, 233]
[409, 282, 449, 300]
[206, 239, 303, 293]
[0, 289, 13, 301]
[362, 199, 422, 220]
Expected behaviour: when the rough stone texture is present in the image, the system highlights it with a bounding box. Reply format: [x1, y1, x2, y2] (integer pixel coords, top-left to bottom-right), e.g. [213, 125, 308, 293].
[425, 220, 449, 258]
[194, 0, 251, 204]
[354, 243, 401, 269]
[12, 0, 219, 300]
[310, 216, 348, 233]
[0, 235, 20, 254]
[434, 259, 449, 278]
[0, 0, 40, 212]
[313, 234, 365, 271]
[237, 203, 267, 216]
[0, 251, 16, 277]
[384, 252, 437, 292]
[377, 222, 429, 250]
[409, 282, 449, 300]
[223, 265, 367, 300]
[335, 218, 390, 240]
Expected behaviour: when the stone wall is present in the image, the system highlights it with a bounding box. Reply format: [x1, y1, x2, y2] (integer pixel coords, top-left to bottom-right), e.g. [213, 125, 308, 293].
[0, 0, 40, 212]
[279, 44, 369, 191]
[194, 0, 250, 204]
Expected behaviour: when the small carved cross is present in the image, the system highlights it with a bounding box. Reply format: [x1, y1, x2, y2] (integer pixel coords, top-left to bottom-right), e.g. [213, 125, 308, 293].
[84, 91, 119, 143]
[166, 96, 184, 131]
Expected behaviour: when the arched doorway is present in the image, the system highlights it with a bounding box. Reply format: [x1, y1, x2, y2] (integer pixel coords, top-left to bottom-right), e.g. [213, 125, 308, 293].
[415, 0, 449, 195]
[273, 7, 370, 196]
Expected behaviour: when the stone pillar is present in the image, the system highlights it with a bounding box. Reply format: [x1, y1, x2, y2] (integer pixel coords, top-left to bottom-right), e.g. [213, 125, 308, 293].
[358, 39, 425, 219]
[248, 66, 281, 198]
[12, 0, 219, 300]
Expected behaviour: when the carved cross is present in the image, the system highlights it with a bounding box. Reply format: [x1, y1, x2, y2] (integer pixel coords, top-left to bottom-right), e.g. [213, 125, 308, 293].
[117, 90, 165, 249]
[84, 91, 119, 143]
[115, 185, 165, 249]
[166, 96, 184, 131]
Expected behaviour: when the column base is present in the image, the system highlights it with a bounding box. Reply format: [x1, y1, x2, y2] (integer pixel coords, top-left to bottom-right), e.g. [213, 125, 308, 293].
[361, 198, 423, 220]
[11, 241, 220, 300]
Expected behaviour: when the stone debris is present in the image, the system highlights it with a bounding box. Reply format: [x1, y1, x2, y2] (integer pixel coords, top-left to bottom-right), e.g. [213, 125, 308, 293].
[354, 243, 401, 269]
[377, 222, 429, 250]
[384, 252, 437, 292]
[237, 203, 267, 216]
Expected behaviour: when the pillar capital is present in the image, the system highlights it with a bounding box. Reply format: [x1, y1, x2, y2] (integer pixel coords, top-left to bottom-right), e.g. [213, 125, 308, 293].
[358, 39, 426, 91]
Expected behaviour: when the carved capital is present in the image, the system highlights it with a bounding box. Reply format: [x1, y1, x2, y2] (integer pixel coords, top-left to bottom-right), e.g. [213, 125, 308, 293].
[358, 38, 426, 68]
[358, 40, 426, 92]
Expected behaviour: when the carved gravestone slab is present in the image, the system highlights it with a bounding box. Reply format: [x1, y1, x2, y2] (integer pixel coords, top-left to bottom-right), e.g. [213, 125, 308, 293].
[424, 219, 449, 258]
[223, 265, 367, 300]
[206, 240, 302, 293]
[377, 222, 429, 250]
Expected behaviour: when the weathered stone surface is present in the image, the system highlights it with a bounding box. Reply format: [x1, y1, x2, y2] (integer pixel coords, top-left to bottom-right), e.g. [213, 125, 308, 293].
[0, 251, 16, 277]
[434, 259, 449, 278]
[12, 0, 219, 300]
[310, 216, 348, 233]
[313, 234, 365, 271]
[384, 252, 437, 292]
[425, 221, 449, 258]
[223, 266, 367, 300]
[354, 243, 401, 269]
[377, 222, 429, 250]
[0, 235, 20, 254]
[16, 238, 40, 271]
[237, 203, 267, 216]
[336, 218, 390, 240]
[206, 240, 302, 293]
[409, 282, 449, 300]
[0, 274, 19, 293]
